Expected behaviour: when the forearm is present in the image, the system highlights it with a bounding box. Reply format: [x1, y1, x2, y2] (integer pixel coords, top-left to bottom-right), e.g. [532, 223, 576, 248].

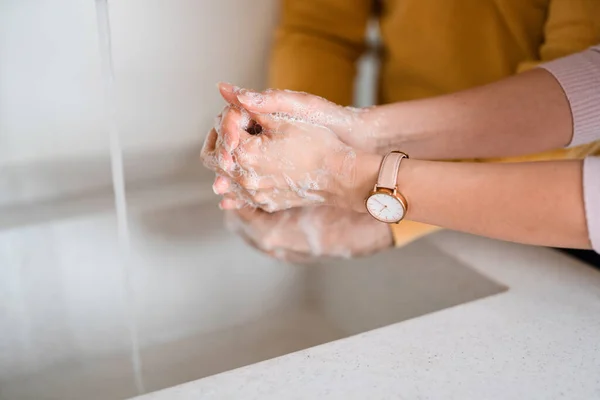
[366, 68, 574, 159]
[352, 156, 590, 249]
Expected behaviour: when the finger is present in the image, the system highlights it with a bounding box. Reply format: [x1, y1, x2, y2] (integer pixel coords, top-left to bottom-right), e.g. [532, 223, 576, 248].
[217, 82, 242, 107]
[213, 111, 224, 135]
[221, 181, 260, 208]
[212, 175, 232, 195]
[211, 146, 233, 173]
[213, 176, 276, 216]
[200, 128, 220, 170]
[222, 190, 249, 205]
[245, 112, 284, 134]
[231, 171, 278, 192]
[234, 187, 285, 213]
[237, 88, 337, 119]
[218, 83, 270, 129]
[219, 197, 247, 211]
[250, 187, 318, 211]
[221, 190, 264, 210]
[220, 106, 252, 152]
[201, 128, 218, 155]
[235, 207, 266, 223]
[234, 134, 264, 163]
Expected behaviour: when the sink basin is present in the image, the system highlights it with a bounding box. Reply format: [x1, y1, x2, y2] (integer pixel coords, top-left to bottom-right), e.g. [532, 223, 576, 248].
[0, 186, 505, 400]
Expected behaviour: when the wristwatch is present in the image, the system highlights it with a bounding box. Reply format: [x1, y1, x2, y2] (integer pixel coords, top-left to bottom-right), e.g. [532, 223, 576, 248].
[365, 151, 409, 224]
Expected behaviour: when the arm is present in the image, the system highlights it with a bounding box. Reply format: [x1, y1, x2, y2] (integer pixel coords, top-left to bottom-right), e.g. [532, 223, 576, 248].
[356, 45, 600, 250]
[210, 88, 594, 250]
[351, 156, 591, 250]
[368, 46, 600, 160]
[268, 0, 371, 105]
[367, 2, 600, 159]
[367, 68, 574, 159]
[209, 46, 600, 252]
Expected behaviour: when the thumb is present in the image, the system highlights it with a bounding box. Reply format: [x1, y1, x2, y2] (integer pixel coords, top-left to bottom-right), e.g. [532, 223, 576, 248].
[236, 88, 338, 119]
[217, 82, 242, 106]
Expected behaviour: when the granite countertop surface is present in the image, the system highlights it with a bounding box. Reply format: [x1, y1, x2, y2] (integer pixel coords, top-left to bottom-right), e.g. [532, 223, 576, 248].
[133, 232, 600, 400]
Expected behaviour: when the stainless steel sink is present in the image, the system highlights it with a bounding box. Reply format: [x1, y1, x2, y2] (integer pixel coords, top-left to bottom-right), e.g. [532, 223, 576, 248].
[0, 182, 505, 400]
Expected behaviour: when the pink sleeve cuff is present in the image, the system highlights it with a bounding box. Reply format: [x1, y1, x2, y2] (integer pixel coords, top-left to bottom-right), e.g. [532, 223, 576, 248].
[583, 157, 600, 253]
[539, 46, 600, 147]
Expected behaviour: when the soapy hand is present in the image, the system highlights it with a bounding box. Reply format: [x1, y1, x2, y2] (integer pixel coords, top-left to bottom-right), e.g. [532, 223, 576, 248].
[216, 83, 385, 154]
[225, 206, 393, 263]
[202, 85, 377, 213]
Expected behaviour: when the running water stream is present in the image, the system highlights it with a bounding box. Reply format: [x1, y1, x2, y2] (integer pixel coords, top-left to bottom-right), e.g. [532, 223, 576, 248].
[94, 0, 145, 394]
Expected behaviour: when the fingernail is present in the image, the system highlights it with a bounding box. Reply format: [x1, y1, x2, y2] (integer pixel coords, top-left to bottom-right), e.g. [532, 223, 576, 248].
[237, 93, 250, 106]
[217, 82, 235, 93]
[237, 90, 264, 107]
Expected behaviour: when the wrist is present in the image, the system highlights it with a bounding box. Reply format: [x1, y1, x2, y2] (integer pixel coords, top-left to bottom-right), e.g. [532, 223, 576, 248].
[361, 103, 433, 156]
[347, 151, 384, 213]
[394, 158, 416, 220]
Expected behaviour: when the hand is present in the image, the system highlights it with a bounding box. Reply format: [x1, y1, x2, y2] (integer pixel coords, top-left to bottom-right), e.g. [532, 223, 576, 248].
[201, 107, 264, 207]
[225, 206, 393, 263]
[216, 83, 386, 155]
[204, 86, 383, 213]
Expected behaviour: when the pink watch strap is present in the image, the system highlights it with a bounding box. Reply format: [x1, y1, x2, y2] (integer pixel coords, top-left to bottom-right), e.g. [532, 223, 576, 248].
[377, 151, 408, 189]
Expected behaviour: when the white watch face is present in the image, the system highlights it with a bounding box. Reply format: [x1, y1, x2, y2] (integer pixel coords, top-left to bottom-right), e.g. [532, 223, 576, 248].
[366, 193, 406, 223]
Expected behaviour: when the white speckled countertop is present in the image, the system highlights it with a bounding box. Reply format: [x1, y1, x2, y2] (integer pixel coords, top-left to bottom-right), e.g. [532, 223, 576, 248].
[132, 232, 600, 400]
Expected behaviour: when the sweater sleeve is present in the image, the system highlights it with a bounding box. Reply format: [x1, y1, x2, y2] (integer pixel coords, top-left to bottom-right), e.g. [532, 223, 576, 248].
[516, 0, 600, 73]
[540, 45, 600, 252]
[539, 45, 600, 147]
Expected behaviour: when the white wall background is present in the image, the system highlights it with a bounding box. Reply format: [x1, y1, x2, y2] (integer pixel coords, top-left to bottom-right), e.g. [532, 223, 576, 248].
[0, 0, 107, 164]
[0, 0, 278, 165]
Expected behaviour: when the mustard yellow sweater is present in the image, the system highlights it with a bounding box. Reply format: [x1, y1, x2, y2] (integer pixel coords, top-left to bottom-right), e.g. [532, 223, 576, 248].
[268, 0, 600, 246]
